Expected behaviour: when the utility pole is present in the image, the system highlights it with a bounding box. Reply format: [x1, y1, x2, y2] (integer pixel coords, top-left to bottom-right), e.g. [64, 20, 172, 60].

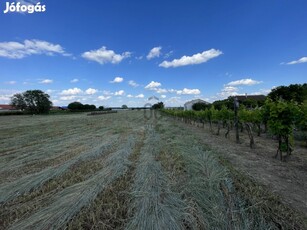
[234, 97, 240, 143]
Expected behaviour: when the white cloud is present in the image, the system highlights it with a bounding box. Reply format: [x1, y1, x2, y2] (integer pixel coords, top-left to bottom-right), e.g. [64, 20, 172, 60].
[286, 57, 307, 65]
[159, 48, 222, 68]
[227, 78, 262, 86]
[218, 86, 239, 98]
[156, 88, 168, 94]
[59, 96, 76, 101]
[145, 81, 162, 89]
[165, 96, 184, 106]
[161, 95, 167, 98]
[98, 95, 111, 100]
[0, 39, 69, 59]
[114, 90, 125, 96]
[127, 94, 133, 98]
[60, 88, 83, 95]
[39, 79, 53, 84]
[85, 88, 98, 95]
[110, 77, 124, 83]
[128, 80, 139, 87]
[102, 90, 114, 96]
[82, 46, 131, 64]
[147, 46, 162, 60]
[4, 81, 17, 85]
[70, 78, 79, 83]
[135, 94, 144, 98]
[0, 89, 21, 103]
[176, 88, 201, 95]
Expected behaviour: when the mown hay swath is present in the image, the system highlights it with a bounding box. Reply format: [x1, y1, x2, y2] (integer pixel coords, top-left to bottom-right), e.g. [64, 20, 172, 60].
[126, 128, 189, 230]
[9, 135, 136, 230]
[0, 136, 119, 203]
[158, 117, 276, 229]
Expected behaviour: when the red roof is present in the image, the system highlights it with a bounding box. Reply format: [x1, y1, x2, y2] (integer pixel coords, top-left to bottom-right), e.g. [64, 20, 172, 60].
[0, 104, 16, 110]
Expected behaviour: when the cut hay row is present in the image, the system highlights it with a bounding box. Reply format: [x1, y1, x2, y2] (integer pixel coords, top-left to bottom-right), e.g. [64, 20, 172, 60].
[157, 117, 276, 229]
[66, 131, 145, 229]
[0, 121, 113, 168]
[0, 135, 119, 203]
[8, 135, 136, 230]
[87, 110, 118, 115]
[126, 127, 189, 230]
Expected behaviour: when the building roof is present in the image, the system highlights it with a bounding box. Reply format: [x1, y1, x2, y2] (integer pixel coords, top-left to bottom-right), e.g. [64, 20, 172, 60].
[184, 99, 209, 106]
[0, 104, 16, 110]
[233, 95, 266, 101]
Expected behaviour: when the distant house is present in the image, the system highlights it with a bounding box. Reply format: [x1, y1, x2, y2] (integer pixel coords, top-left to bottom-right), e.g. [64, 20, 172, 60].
[184, 99, 209, 111]
[50, 106, 67, 111]
[0, 104, 18, 112]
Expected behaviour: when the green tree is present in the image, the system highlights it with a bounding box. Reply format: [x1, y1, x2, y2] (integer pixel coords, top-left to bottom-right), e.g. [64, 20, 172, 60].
[68, 102, 83, 111]
[11, 90, 52, 114]
[98, 106, 104, 110]
[192, 102, 210, 111]
[122, 104, 128, 109]
[152, 102, 164, 109]
[268, 83, 307, 103]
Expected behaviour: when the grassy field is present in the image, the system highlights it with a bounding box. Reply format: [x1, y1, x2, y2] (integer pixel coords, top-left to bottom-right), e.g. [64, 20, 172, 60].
[0, 111, 305, 229]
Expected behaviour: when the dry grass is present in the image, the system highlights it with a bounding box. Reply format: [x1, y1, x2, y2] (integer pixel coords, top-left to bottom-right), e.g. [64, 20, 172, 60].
[1, 111, 303, 229]
[66, 131, 145, 229]
[126, 127, 189, 230]
[8, 135, 136, 229]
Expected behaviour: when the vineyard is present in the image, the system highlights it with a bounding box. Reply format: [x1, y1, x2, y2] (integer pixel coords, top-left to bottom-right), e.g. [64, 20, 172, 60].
[0, 111, 306, 229]
[163, 99, 307, 161]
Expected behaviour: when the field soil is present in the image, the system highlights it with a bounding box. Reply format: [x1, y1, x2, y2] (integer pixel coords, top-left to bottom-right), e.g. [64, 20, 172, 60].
[0, 111, 306, 229]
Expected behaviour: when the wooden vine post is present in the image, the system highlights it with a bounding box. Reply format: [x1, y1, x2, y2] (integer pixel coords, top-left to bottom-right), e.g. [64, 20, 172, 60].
[234, 97, 240, 144]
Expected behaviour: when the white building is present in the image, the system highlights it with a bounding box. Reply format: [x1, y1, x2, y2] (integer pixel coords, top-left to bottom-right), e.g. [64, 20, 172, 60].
[184, 99, 209, 110]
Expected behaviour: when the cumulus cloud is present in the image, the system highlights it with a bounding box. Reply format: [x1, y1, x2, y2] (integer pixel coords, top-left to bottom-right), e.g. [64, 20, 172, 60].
[60, 88, 83, 95]
[85, 88, 98, 95]
[135, 94, 144, 98]
[70, 78, 79, 83]
[145, 81, 162, 89]
[218, 86, 239, 98]
[227, 78, 262, 86]
[39, 79, 53, 84]
[98, 95, 111, 100]
[147, 46, 162, 60]
[102, 90, 113, 96]
[155, 88, 168, 94]
[110, 77, 124, 83]
[82, 46, 131, 64]
[165, 96, 184, 106]
[286, 57, 307, 65]
[59, 96, 76, 101]
[161, 95, 167, 98]
[127, 94, 133, 98]
[159, 48, 222, 68]
[114, 90, 125, 96]
[128, 80, 139, 87]
[0, 39, 69, 59]
[176, 88, 201, 95]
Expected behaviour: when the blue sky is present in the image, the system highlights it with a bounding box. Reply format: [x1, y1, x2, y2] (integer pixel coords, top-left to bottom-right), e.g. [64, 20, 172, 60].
[0, 0, 306, 107]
